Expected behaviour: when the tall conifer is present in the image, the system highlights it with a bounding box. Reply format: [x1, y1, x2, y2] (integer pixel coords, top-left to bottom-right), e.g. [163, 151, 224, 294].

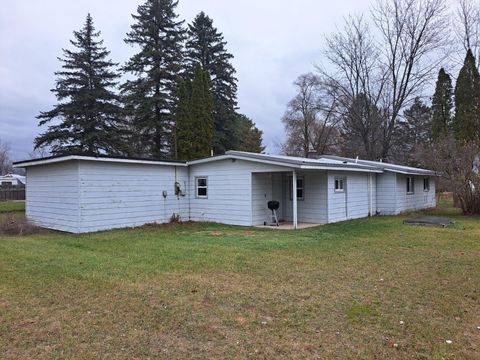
[431, 68, 453, 141]
[454, 49, 480, 141]
[174, 65, 214, 160]
[185, 12, 238, 153]
[35, 14, 124, 155]
[122, 0, 185, 157]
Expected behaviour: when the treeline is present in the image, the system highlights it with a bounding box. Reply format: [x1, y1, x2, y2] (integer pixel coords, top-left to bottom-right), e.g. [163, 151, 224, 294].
[281, 0, 480, 164]
[35, 1, 264, 160]
[281, 0, 480, 214]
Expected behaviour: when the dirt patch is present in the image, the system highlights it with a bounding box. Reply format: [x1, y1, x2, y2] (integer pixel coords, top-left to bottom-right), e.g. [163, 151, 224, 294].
[0, 213, 44, 236]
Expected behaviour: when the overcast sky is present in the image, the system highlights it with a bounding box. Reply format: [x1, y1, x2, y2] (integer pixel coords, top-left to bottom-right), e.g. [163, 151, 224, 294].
[0, 0, 372, 161]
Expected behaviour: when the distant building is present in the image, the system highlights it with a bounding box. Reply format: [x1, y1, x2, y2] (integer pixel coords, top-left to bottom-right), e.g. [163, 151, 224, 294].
[0, 173, 26, 187]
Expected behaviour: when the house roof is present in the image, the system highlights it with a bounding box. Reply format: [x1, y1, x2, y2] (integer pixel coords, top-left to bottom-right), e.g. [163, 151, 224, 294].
[13, 151, 435, 175]
[319, 155, 435, 176]
[188, 151, 383, 173]
[13, 154, 187, 168]
[0, 173, 26, 184]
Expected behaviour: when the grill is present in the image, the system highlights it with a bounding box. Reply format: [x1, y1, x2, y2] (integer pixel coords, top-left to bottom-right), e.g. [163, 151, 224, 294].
[267, 200, 280, 226]
[268, 200, 279, 211]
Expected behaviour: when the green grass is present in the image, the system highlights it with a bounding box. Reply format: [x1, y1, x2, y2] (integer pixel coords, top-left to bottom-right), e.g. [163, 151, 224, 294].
[0, 200, 479, 358]
[0, 201, 25, 213]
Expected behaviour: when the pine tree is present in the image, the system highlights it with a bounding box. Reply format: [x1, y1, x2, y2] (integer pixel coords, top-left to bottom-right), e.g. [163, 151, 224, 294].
[431, 68, 453, 141]
[122, 0, 185, 158]
[394, 97, 431, 165]
[35, 14, 124, 155]
[454, 49, 480, 141]
[185, 12, 238, 154]
[234, 114, 265, 153]
[173, 65, 214, 160]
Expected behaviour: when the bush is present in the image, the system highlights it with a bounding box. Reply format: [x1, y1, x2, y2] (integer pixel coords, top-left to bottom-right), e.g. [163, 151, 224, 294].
[0, 214, 43, 236]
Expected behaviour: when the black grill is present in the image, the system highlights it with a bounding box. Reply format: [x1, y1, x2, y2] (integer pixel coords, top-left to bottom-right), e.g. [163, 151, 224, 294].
[268, 200, 279, 211]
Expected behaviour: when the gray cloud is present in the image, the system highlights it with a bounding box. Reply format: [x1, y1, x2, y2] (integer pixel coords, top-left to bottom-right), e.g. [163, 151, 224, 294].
[0, 0, 370, 160]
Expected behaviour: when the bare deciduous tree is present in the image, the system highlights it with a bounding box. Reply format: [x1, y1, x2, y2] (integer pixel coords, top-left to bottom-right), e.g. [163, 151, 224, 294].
[455, 0, 480, 65]
[315, 0, 448, 161]
[281, 73, 341, 157]
[0, 140, 13, 175]
[373, 0, 449, 159]
[319, 15, 385, 159]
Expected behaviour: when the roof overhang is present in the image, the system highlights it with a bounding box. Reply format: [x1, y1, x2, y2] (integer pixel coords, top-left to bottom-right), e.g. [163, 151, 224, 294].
[13, 155, 187, 168]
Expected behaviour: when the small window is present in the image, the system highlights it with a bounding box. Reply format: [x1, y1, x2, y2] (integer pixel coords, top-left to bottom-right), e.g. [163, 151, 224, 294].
[196, 177, 208, 198]
[423, 178, 430, 192]
[289, 176, 304, 200]
[407, 176, 414, 194]
[334, 177, 345, 192]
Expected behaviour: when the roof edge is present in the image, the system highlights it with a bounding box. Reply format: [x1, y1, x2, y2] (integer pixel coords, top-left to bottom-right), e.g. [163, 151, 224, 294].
[13, 154, 187, 168]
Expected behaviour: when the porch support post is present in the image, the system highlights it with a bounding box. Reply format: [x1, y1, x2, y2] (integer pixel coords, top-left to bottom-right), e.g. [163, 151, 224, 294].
[292, 170, 298, 229]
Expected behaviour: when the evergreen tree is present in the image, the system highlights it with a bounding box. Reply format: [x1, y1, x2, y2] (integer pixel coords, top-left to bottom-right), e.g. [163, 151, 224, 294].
[454, 49, 480, 141]
[173, 65, 214, 160]
[172, 79, 193, 160]
[35, 14, 124, 155]
[234, 114, 265, 153]
[185, 12, 238, 154]
[394, 97, 431, 165]
[431, 68, 453, 141]
[122, 0, 185, 158]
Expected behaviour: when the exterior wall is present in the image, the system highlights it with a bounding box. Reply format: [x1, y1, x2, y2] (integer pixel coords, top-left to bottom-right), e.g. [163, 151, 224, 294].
[78, 161, 189, 233]
[376, 172, 397, 215]
[189, 159, 289, 226]
[283, 171, 328, 224]
[252, 173, 274, 225]
[25, 161, 81, 233]
[23, 157, 437, 233]
[376, 173, 436, 215]
[395, 174, 436, 213]
[327, 171, 373, 223]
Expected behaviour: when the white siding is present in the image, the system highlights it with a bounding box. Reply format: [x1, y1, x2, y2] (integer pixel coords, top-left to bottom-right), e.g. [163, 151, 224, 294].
[283, 171, 328, 224]
[189, 159, 289, 226]
[326, 171, 373, 223]
[252, 173, 274, 225]
[26, 161, 80, 233]
[376, 172, 397, 215]
[78, 161, 189, 232]
[395, 174, 436, 213]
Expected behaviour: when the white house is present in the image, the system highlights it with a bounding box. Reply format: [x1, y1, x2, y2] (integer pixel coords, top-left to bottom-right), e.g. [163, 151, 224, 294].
[0, 173, 26, 187]
[13, 151, 436, 233]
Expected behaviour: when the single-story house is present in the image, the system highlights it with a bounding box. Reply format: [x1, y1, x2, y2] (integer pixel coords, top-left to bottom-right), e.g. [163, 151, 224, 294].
[13, 151, 436, 233]
[0, 173, 26, 187]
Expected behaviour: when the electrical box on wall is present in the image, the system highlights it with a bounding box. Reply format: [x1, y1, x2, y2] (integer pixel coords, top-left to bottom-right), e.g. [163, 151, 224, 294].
[162, 190, 168, 198]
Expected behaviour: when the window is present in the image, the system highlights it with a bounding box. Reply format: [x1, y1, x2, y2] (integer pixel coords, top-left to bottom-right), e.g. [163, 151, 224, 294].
[196, 177, 208, 198]
[423, 177, 430, 192]
[289, 176, 304, 200]
[334, 177, 345, 192]
[406, 176, 414, 194]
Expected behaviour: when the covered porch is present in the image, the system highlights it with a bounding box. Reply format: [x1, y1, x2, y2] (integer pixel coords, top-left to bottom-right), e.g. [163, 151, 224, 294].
[251, 170, 329, 229]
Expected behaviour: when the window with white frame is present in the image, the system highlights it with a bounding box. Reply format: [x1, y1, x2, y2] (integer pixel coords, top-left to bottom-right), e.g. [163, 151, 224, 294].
[195, 177, 208, 198]
[334, 177, 345, 192]
[289, 175, 304, 200]
[423, 177, 430, 192]
[406, 176, 414, 194]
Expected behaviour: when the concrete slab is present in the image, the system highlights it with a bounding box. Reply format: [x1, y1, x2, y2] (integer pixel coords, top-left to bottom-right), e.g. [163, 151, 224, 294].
[255, 222, 321, 230]
[404, 216, 453, 227]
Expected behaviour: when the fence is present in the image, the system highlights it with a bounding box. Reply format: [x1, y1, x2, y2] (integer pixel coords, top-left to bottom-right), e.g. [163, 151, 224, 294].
[0, 186, 26, 201]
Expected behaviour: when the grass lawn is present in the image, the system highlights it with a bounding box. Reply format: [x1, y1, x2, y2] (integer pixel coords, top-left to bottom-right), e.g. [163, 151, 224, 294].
[0, 201, 25, 213]
[0, 202, 479, 359]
